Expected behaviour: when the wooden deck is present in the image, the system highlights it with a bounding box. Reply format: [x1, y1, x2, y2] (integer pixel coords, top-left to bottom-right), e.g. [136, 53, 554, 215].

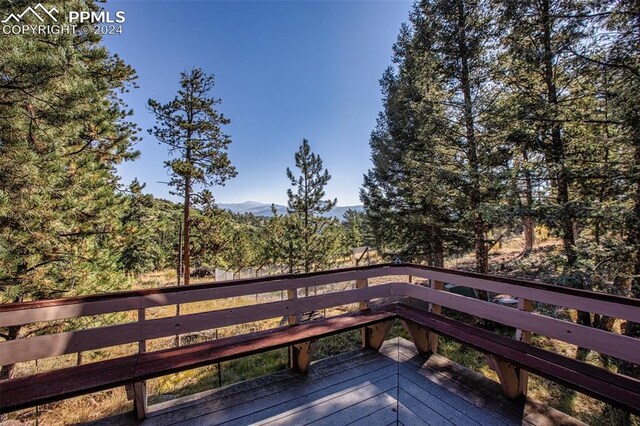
[89, 338, 584, 426]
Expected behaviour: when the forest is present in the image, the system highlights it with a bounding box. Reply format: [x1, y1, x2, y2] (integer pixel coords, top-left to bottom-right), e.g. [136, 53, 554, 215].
[1, 0, 639, 423]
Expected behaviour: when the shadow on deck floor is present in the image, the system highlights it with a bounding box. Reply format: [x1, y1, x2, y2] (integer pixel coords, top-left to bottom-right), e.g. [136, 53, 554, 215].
[87, 338, 585, 426]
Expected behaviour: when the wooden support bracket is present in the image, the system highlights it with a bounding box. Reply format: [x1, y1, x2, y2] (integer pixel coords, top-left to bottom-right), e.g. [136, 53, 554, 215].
[486, 355, 522, 399]
[291, 340, 316, 374]
[133, 381, 147, 421]
[363, 320, 394, 351]
[401, 319, 437, 355]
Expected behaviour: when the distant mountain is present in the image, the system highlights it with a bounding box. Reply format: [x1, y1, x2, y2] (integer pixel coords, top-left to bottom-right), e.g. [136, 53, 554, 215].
[218, 201, 363, 219]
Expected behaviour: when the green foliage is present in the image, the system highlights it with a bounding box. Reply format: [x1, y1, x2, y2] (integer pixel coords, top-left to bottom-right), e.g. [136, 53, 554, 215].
[0, 0, 139, 304]
[148, 68, 237, 282]
[119, 180, 182, 274]
[362, 0, 508, 269]
[285, 139, 342, 272]
[147, 68, 237, 197]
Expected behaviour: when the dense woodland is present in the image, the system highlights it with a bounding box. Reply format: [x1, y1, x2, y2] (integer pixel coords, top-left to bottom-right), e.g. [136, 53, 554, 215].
[1, 0, 639, 404]
[363, 0, 640, 302]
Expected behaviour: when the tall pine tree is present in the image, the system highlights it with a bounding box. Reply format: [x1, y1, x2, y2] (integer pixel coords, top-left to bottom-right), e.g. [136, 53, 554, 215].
[148, 68, 237, 285]
[0, 0, 139, 379]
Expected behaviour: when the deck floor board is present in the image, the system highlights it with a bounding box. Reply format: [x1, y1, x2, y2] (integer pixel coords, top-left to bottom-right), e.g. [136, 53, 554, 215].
[87, 337, 585, 426]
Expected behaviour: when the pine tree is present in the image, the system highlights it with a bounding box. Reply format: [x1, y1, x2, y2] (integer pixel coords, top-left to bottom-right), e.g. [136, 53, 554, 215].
[0, 0, 139, 379]
[363, 0, 509, 280]
[286, 139, 337, 289]
[148, 68, 237, 285]
[577, 2, 640, 415]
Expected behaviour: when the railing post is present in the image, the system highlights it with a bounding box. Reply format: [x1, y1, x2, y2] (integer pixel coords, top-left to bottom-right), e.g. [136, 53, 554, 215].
[287, 288, 298, 369]
[133, 307, 147, 420]
[428, 280, 444, 353]
[356, 279, 368, 310]
[515, 298, 533, 395]
[356, 278, 369, 348]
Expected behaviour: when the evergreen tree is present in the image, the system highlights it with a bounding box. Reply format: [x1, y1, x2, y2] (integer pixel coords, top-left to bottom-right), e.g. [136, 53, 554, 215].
[576, 2, 640, 416]
[363, 0, 509, 279]
[190, 190, 233, 269]
[286, 139, 337, 290]
[120, 180, 160, 274]
[148, 68, 237, 285]
[0, 0, 138, 379]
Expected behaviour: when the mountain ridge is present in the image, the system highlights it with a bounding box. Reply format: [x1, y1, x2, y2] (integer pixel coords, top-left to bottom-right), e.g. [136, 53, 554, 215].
[218, 201, 364, 219]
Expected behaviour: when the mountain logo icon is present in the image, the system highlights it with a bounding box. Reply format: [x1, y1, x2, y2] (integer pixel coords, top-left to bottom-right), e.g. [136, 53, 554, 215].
[2, 4, 59, 23]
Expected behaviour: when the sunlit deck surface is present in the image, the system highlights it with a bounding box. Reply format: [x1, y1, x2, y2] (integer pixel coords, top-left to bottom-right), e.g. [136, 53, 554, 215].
[89, 338, 583, 426]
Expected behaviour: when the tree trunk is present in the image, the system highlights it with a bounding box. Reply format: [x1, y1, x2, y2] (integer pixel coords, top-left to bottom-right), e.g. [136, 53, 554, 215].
[432, 234, 444, 268]
[539, 0, 592, 361]
[540, 0, 577, 267]
[183, 175, 191, 286]
[522, 149, 535, 253]
[456, 0, 488, 299]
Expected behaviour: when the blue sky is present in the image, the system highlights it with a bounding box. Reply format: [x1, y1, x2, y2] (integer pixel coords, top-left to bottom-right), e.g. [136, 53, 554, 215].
[103, 0, 411, 206]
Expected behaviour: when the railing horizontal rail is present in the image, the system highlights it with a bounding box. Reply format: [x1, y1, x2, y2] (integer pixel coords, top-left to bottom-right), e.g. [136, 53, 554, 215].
[0, 267, 401, 327]
[0, 285, 391, 365]
[395, 284, 640, 364]
[405, 266, 640, 322]
[404, 265, 640, 307]
[2, 263, 640, 368]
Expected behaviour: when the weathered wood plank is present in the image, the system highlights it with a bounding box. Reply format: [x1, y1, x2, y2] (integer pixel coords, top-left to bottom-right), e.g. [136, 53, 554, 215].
[0, 310, 396, 413]
[144, 356, 397, 426]
[401, 319, 434, 355]
[292, 341, 316, 374]
[515, 298, 532, 395]
[485, 356, 522, 399]
[363, 320, 394, 351]
[398, 389, 455, 426]
[343, 402, 398, 426]
[309, 389, 398, 426]
[356, 279, 369, 310]
[397, 400, 430, 426]
[183, 366, 399, 426]
[399, 369, 506, 426]
[3, 262, 639, 328]
[396, 348, 535, 426]
[399, 375, 483, 425]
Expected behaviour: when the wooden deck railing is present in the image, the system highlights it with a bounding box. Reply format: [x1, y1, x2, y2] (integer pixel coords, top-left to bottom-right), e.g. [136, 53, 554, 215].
[1, 263, 639, 417]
